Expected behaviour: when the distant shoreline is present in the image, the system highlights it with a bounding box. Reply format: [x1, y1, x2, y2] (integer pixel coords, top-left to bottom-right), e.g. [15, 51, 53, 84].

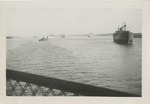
[6, 36, 14, 39]
[6, 33, 142, 39]
[6, 36, 20, 39]
[133, 33, 142, 38]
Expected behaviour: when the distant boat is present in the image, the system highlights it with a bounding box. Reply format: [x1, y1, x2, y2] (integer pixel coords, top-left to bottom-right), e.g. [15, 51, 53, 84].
[88, 33, 94, 37]
[113, 23, 133, 44]
[61, 34, 66, 38]
[39, 36, 48, 41]
[48, 34, 56, 38]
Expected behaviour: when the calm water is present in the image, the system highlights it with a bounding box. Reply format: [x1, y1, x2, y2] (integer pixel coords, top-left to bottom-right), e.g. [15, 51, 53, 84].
[6, 36, 142, 95]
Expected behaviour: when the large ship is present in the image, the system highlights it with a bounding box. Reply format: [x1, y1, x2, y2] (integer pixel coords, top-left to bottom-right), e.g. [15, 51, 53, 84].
[113, 23, 133, 44]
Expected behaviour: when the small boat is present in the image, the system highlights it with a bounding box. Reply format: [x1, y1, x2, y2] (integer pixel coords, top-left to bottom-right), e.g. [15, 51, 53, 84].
[88, 33, 94, 37]
[48, 34, 56, 38]
[39, 36, 48, 41]
[61, 34, 66, 38]
[113, 23, 133, 44]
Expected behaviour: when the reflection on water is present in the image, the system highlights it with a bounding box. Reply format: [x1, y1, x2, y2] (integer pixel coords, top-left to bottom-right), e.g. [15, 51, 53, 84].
[7, 36, 141, 95]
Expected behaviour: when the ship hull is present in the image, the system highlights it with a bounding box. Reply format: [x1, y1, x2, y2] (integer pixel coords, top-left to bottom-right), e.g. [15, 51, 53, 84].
[113, 31, 133, 44]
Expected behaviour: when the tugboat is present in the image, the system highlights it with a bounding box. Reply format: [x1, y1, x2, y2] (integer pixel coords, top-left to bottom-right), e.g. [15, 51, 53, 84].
[113, 23, 133, 44]
[39, 36, 48, 41]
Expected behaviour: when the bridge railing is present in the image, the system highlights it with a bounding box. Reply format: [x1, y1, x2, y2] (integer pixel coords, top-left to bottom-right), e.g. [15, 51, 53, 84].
[6, 69, 140, 96]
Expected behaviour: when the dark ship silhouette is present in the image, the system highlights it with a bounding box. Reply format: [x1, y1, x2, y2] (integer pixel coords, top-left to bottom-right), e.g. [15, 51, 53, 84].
[113, 23, 133, 44]
[39, 36, 48, 41]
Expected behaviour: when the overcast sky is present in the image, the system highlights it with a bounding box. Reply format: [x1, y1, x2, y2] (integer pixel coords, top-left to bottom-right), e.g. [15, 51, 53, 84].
[5, 3, 142, 37]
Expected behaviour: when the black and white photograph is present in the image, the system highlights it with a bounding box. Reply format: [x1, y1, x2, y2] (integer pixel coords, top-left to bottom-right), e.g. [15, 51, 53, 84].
[4, 1, 142, 97]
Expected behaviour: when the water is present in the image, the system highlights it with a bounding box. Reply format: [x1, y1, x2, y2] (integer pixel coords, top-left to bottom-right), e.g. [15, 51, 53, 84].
[6, 36, 142, 95]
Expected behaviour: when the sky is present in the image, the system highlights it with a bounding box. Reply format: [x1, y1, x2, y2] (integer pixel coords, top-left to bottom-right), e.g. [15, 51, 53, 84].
[5, 3, 142, 37]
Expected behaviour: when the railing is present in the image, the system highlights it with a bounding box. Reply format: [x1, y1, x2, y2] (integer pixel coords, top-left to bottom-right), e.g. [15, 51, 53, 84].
[6, 69, 140, 96]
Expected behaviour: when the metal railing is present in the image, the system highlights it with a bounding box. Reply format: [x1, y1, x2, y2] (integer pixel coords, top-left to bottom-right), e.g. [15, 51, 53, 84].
[6, 69, 140, 96]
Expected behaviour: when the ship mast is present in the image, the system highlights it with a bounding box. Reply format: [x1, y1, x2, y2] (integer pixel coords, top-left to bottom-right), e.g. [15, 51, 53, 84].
[124, 22, 126, 31]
